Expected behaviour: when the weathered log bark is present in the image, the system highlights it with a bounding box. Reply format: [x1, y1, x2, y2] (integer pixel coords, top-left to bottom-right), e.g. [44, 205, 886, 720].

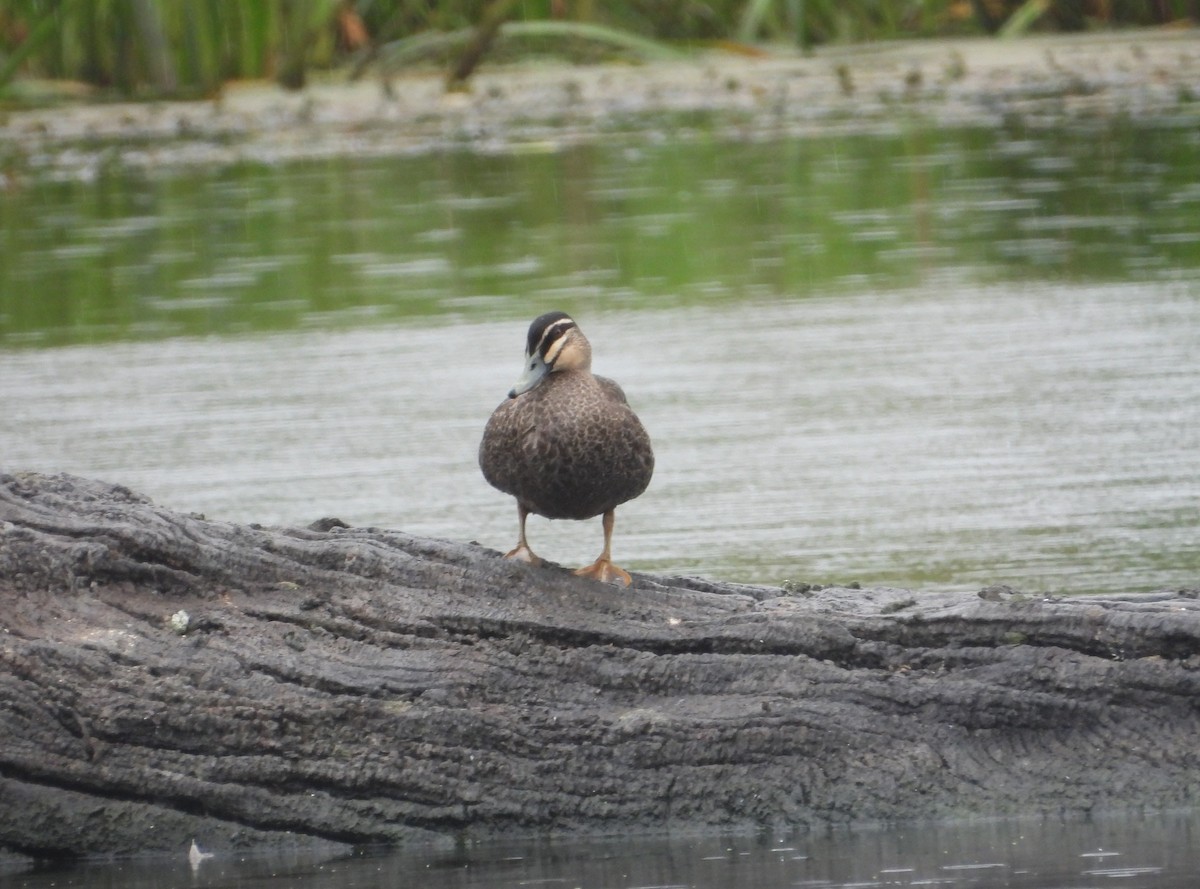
[2, 472, 1199, 859]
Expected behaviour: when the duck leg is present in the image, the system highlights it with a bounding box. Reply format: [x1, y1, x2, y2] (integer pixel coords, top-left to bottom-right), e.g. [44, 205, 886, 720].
[503, 503, 542, 565]
[574, 509, 632, 587]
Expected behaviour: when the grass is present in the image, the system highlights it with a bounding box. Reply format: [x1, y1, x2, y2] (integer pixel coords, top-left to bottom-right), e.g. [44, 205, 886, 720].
[0, 0, 1195, 99]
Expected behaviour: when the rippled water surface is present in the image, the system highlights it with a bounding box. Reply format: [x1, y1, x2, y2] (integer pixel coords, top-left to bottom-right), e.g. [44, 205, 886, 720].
[9, 812, 1200, 889]
[2, 117, 1199, 593]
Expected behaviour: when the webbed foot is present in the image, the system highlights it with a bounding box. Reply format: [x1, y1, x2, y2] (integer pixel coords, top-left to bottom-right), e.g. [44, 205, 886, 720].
[503, 542, 543, 567]
[574, 558, 632, 587]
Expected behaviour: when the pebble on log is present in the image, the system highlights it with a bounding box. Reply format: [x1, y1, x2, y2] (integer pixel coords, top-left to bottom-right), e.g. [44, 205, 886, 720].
[2, 471, 1199, 860]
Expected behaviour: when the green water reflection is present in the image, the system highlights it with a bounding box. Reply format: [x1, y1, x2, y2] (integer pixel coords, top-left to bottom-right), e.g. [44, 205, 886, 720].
[4, 115, 1199, 347]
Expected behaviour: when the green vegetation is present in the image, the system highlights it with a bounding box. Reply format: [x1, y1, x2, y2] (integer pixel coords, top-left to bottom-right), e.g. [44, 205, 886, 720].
[0, 0, 1195, 99]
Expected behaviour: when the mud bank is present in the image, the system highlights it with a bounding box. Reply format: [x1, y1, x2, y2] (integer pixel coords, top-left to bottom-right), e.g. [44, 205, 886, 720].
[1, 30, 1198, 180]
[2, 472, 1199, 859]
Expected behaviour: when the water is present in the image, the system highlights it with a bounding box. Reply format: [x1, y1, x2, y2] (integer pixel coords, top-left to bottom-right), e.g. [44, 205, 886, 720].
[2, 117, 1198, 593]
[8, 813, 1200, 888]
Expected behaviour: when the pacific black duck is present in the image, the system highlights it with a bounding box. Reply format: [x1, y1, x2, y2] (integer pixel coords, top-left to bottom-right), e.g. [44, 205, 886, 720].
[479, 311, 654, 585]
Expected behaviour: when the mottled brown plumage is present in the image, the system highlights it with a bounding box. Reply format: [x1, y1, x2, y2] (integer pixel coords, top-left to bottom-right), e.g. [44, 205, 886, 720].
[479, 312, 654, 585]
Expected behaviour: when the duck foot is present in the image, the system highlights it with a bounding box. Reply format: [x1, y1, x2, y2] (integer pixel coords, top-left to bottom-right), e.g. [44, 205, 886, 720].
[503, 543, 543, 566]
[574, 558, 632, 587]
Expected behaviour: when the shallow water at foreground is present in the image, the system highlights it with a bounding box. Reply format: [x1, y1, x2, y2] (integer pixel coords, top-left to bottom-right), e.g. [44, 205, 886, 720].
[10, 812, 1200, 889]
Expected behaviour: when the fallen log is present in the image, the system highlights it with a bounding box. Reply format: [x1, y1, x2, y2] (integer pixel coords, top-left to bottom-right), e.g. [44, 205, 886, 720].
[2, 472, 1199, 859]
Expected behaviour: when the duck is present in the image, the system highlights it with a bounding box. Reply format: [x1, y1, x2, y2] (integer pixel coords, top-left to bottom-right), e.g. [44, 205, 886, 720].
[479, 311, 654, 586]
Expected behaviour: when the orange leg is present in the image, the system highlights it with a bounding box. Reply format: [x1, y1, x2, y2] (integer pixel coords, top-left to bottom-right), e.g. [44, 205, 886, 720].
[574, 509, 632, 587]
[503, 503, 542, 566]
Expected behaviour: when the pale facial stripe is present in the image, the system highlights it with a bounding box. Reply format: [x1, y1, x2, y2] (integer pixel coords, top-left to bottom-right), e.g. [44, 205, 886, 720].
[535, 319, 576, 365]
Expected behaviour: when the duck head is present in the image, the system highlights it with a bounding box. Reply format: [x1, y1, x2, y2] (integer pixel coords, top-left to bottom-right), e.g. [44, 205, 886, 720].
[509, 311, 592, 398]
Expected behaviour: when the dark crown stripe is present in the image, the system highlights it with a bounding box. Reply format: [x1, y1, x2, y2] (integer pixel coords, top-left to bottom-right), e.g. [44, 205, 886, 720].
[538, 319, 576, 359]
[527, 312, 576, 357]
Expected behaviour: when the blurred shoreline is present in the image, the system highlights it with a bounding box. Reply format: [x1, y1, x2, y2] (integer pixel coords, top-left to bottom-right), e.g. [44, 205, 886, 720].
[2, 29, 1198, 180]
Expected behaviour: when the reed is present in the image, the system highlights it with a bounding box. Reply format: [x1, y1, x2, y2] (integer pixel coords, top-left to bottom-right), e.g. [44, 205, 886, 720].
[0, 0, 1194, 98]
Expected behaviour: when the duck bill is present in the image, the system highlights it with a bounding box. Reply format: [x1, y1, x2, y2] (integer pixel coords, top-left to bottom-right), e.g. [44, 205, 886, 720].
[509, 353, 549, 398]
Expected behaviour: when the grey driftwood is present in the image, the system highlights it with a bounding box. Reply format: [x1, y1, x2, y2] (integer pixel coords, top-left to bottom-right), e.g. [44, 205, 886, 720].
[2, 472, 1198, 859]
